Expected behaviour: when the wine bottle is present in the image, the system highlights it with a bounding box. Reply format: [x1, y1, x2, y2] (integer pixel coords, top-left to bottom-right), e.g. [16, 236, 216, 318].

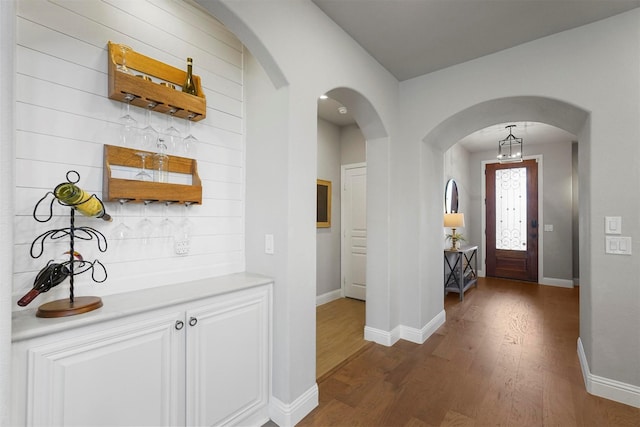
[182, 57, 197, 96]
[54, 183, 112, 222]
[17, 262, 70, 306]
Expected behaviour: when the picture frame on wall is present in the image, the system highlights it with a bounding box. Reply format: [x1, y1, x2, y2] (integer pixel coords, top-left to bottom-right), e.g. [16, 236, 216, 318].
[317, 179, 331, 228]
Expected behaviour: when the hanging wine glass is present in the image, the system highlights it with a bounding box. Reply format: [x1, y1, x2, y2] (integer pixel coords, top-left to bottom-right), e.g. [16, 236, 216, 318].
[140, 101, 159, 151]
[117, 44, 134, 74]
[175, 202, 194, 256]
[111, 199, 133, 240]
[158, 201, 176, 239]
[183, 113, 198, 157]
[134, 152, 153, 181]
[119, 93, 138, 147]
[137, 200, 155, 245]
[164, 107, 182, 155]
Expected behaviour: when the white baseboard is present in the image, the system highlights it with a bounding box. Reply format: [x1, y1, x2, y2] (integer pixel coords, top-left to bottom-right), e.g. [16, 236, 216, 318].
[316, 289, 342, 306]
[364, 325, 401, 346]
[399, 310, 446, 344]
[540, 277, 574, 288]
[269, 383, 319, 427]
[577, 338, 640, 408]
[364, 310, 446, 347]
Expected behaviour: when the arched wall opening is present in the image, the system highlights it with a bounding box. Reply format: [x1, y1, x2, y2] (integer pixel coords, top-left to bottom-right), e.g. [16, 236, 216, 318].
[193, 1, 395, 420]
[420, 94, 591, 374]
[317, 87, 394, 370]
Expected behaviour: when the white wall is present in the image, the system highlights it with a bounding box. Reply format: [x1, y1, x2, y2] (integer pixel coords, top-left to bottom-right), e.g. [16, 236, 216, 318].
[11, 0, 246, 309]
[341, 123, 366, 165]
[0, 1, 15, 424]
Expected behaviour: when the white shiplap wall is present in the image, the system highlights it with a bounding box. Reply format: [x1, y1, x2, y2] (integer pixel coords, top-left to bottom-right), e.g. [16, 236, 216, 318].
[13, 0, 245, 310]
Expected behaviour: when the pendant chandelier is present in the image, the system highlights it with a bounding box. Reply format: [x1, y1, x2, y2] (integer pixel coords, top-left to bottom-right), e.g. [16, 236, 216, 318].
[497, 124, 523, 163]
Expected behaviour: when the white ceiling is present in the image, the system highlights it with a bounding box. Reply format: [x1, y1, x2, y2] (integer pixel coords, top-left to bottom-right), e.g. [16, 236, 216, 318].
[314, 0, 640, 150]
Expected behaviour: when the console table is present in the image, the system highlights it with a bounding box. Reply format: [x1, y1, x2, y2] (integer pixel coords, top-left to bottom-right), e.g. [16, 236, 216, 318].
[444, 245, 478, 301]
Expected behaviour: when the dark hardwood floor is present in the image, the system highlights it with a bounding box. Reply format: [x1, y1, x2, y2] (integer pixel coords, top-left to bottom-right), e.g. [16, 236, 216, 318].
[299, 277, 640, 426]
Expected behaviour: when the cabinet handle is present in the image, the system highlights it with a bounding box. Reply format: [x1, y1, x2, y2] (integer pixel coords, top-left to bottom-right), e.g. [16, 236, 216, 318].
[188, 317, 198, 327]
[175, 320, 184, 330]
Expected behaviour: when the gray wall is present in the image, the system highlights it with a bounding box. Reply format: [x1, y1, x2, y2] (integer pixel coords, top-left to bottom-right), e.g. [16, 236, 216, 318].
[316, 119, 341, 297]
[444, 143, 471, 244]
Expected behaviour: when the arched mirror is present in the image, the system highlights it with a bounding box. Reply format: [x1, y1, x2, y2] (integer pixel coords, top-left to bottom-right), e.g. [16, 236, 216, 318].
[444, 179, 459, 213]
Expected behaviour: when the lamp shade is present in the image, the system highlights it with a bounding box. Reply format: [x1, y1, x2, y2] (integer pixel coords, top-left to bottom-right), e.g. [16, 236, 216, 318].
[444, 213, 465, 228]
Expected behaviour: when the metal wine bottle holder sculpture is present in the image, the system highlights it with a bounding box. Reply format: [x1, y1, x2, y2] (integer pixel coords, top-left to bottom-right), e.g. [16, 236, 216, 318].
[21, 171, 109, 318]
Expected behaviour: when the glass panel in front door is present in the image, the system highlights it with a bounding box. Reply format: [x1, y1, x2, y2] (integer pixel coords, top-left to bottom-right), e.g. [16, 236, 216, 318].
[495, 167, 527, 251]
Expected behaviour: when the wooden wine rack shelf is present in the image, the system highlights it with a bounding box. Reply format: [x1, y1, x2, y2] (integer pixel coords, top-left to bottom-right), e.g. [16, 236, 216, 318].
[103, 145, 202, 204]
[108, 41, 206, 121]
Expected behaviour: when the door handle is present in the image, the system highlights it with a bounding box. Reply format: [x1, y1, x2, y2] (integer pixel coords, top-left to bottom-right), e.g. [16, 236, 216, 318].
[531, 219, 538, 228]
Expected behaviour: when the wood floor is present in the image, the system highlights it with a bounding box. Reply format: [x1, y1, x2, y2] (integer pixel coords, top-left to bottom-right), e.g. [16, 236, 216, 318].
[316, 297, 370, 381]
[301, 277, 640, 426]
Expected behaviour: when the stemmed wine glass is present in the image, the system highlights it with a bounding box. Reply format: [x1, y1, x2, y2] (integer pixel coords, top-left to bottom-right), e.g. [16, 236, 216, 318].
[119, 93, 138, 147]
[158, 201, 176, 239]
[137, 200, 155, 245]
[175, 202, 194, 255]
[165, 108, 182, 155]
[111, 199, 133, 240]
[140, 101, 159, 151]
[183, 113, 198, 157]
[135, 152, 153, 181]
[116, 44, 134, 74]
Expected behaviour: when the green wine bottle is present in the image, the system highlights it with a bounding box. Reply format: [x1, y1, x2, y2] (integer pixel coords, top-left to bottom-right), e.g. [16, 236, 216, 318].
[182, 57, 197, 96]
[54, 182, 112, 222]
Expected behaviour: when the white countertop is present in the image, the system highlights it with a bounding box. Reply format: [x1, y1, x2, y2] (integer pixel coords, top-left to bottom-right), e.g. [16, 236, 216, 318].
[12, 272, 273, 342]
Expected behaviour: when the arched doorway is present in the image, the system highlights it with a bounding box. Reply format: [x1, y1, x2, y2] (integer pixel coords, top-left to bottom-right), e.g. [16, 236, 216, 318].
[421, 94, 590, 373]
[451, 120, 579, 286]
[315, 87, 389, 377]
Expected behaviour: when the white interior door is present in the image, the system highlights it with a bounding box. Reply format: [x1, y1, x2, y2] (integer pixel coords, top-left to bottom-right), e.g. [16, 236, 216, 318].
[342, 163, 367, 300]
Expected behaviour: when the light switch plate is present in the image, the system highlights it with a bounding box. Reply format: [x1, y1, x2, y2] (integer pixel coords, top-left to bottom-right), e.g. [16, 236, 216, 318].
[605, 216, 622, 235]
[544, 224, 553, 232]
[265, 234, 274, 254]
[605, 236, 632, 255]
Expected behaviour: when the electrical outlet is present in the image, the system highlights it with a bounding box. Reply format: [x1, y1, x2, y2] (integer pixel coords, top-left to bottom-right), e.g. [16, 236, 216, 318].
[175, 240, 190, 255]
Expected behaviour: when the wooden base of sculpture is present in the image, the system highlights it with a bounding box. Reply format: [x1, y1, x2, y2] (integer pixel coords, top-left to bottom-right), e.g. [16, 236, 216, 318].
[36, 296, 103, 318]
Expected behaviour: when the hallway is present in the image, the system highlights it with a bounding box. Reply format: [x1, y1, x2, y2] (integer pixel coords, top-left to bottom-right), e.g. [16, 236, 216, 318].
[301, 278, 640, 426]
[316, 297, 370, 381]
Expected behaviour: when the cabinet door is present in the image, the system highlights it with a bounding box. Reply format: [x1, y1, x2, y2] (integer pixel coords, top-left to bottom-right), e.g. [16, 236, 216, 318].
[185, 286, 270, 426]
[25, 312, 185, 427]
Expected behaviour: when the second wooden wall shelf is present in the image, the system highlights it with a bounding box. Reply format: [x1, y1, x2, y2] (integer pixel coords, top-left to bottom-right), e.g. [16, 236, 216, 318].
[108, 41, 206, 121]
[103, 145, 202, 204]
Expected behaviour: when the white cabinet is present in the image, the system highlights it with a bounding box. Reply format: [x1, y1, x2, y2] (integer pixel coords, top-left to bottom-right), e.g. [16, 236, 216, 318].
[11, 276, 272, 427]
[185, 287, 271, 426]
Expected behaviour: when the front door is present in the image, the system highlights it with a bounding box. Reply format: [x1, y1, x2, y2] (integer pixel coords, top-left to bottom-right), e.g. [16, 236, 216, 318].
[342, 164, 367, 300]
[486, 159, 538, 282]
